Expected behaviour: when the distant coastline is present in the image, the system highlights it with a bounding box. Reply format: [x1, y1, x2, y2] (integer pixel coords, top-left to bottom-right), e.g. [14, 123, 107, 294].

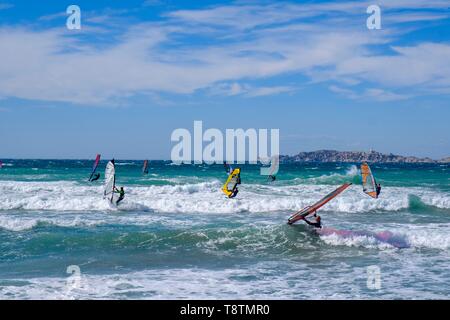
[1, 150, 449, 163]
[280, 150, 450, 163]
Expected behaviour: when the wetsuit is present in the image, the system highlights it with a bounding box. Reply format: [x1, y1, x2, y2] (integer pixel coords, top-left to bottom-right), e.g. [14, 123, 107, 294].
[269, 175, 276, 181]
[304, 217, 322, 229]
[376, 185, 381, 197]
[227, 170, 241, 198]
[115, 188, 125, 205]
[229, 188, 239, 198]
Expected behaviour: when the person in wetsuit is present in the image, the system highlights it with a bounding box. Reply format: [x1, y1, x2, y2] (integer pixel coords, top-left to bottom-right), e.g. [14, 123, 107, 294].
[228, 170, 241, 198]
[229, 187, 239, 198]
[89, 173, 100, 182]
[114, 186, 125, 205]
[376, 183, 381, 197]
[301, 213, 322, 228]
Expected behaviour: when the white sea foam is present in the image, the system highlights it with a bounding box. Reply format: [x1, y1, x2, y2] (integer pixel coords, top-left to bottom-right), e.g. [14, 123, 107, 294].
[2, 259, 450, 299]
[0, 180, 448, 215]
[396, 224, 450, 250]
[0, 210, 189, 232]
[418, 193, 450, 209]
[0, 217, 38, 231]
[0, 267, 322, 299]
[319, 233, 395, 250]
[317, 223, 450, 250]
[346, 165, 359, 176]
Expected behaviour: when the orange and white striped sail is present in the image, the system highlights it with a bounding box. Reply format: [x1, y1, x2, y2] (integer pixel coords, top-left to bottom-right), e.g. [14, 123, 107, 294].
[361, 162, 377, 198]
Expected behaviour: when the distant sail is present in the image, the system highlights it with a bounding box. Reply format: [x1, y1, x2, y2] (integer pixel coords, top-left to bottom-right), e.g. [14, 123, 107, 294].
[222, 168, 241, 197]
[269, 156, 279, 176]
[268, 156, 279, 181]
[104, 161, 116, 203]
[89, 154, 101, 181]
[0, 160, 2, 169]
[142, 160, 149, 174]
[288, 183, 352, 225]
[361, 162, 377, 198]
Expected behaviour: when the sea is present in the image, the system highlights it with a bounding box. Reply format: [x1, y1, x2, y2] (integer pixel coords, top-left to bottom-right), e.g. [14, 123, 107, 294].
[0, 160, 449, 299]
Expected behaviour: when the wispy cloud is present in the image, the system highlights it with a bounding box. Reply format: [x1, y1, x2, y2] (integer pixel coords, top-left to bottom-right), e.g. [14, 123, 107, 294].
[246, 86, 295, 97]
[0, 0, 449, 106]
[329, 85, 360, 100]
[329, 85, 411, 101]
[209, 82, 295, 97]
[0, 3, 13, 10]
[364, 88, 411, 101]
[38, 11, 67, 22]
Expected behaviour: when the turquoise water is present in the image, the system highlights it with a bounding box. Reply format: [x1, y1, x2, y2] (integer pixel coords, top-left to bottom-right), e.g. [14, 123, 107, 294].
[0, 160, 449, 299]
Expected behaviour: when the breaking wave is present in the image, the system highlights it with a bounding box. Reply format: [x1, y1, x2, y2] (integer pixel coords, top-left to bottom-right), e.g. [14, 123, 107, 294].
[0, 180, 448, 214]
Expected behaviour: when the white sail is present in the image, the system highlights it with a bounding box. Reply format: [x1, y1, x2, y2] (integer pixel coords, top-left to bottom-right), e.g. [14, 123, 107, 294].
[104, 161, 116, 202]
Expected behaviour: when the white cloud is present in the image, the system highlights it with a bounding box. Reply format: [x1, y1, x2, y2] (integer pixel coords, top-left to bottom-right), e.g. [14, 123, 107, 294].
[364, 88, 411, 101]
[384, 12, 450, 23]
[329, 85, 411, 101]
[0, 1, 449, 106]
[229, 83, 244, 96]
[38, 12, 67, 22]
[334, 43, 450, 88]
[208, 82, 294, 97]
[246, 86, 295, 97]
[329, 85, 360, 99]
[167, 0, 450, 29]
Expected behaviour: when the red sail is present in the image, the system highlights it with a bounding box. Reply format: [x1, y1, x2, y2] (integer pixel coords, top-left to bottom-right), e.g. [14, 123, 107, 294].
[288, 183, 352, 225]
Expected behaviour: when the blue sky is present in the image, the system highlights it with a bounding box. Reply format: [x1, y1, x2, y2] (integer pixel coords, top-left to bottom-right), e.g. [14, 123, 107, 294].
[0, 0, 449, 159]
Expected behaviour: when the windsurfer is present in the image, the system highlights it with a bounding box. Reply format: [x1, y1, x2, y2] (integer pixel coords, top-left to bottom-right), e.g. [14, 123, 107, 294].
[229, 188, 239, 198]
[300, 213, 322, 228]
[229, 171, 241, 198]
[114, 186, 125, 205]
[376, 183, 381, 197]
[143, 160, 149, 174]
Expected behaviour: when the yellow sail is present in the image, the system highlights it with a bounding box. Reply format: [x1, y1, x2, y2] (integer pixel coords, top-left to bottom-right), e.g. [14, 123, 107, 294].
[222, 168, 241, 197]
